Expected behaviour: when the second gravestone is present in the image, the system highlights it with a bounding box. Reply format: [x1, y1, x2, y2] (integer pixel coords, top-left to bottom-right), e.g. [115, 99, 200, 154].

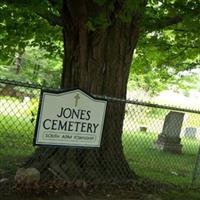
[184, 127, 197, 139]
[154, 111, 184, 154]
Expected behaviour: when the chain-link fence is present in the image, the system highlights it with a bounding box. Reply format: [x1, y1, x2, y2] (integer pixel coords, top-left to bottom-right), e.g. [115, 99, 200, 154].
[123, 101, 200, 187]
[1, 79, 200, 195]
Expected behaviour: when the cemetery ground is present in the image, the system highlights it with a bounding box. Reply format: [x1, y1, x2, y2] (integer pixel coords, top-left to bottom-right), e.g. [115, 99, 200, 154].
[1, 186, 200, 200]
[1, 120, 199, 186]
[1, 96, 200, 199]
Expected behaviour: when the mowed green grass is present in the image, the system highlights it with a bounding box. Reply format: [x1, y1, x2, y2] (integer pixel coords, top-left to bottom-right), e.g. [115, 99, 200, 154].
[0, 97, 36, 176]
[0, 97, 200, 186]
[122, 132, 200, 186]
[1, 116, 199, 186]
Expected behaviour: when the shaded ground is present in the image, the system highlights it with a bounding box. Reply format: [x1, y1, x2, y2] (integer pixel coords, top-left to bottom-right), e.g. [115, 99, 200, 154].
[1, 178, 200, 200]
[1, 189, 200, 200]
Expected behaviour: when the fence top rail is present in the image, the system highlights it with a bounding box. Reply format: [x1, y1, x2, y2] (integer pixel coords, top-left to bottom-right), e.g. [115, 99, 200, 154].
[1, 78, 200, 114]
[93, 95, 200, 114]
[0, 78, 56, 90]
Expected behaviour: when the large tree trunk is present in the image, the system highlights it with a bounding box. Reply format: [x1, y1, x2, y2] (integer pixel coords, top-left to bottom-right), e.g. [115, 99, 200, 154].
[27, 1, 145, 184]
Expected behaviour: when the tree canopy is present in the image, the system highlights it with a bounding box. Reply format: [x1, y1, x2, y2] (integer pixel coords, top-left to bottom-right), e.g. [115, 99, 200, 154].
[0, 0, 199, 92]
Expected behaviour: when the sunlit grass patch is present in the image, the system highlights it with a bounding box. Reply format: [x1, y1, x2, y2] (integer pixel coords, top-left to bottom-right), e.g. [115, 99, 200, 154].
[0, 97, 38, 176]
[123, 132, 200, 186]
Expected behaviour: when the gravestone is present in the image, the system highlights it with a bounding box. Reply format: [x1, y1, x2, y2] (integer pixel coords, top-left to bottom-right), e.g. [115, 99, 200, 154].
[154, 111, 184, 154]
[184, 127, 197, 139]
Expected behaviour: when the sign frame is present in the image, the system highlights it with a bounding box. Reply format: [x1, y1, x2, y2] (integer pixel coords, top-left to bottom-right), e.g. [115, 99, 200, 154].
[33, 88, 107, 148]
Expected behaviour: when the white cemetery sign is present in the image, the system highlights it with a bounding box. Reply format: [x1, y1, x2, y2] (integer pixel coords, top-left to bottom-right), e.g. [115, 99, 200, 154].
[34, 89, 107, 148]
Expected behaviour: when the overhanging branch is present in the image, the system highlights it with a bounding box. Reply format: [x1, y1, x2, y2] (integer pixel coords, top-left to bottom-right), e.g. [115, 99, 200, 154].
[36, 11, 63, 27]
[144, 16, 183, 32]
[162, 16, 182, 28]
[0, 0, 64, 27]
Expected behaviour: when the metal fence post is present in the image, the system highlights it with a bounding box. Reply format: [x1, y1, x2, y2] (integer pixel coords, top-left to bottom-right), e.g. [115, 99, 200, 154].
[191, 145, 200, 187]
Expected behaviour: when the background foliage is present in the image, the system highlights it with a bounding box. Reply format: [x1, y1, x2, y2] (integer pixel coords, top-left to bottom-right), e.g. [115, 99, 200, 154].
[0, 0, 199, 92]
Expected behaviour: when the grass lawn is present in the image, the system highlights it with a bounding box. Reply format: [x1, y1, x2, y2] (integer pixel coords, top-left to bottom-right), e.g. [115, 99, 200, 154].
[162, 190, 200, 200]
[123, 132, 200, 186]
[0, 97, 36, 177]
[0, 115, 35, 176]
[1, 96, 200, 188]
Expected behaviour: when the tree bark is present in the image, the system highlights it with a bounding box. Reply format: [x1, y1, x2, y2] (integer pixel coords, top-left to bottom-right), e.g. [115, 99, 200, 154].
[27, 1, 146, 184]
[15, 53, 22, 74]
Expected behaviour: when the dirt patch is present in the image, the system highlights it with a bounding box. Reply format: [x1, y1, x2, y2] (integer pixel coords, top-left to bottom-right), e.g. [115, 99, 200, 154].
[3, 176, 200, 200]
[1, 190, 163, 200]
[0, 178, 175, 200]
